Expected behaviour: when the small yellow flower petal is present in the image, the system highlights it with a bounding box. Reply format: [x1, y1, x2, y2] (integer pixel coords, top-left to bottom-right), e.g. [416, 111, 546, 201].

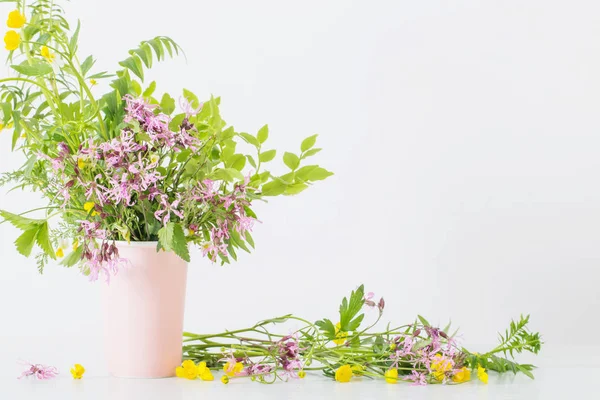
[335, 365, 353, 383]
[298, 370, 306, 379]
[70, 364, 85, 379]
[4, 30, 20, 51]
[477, 366, 488, 384]
[334, 322, 348, 345]
[90, 79, 97, 86]
[452, 367, 471, 383]
[221, 375, 229, 384]
[384, 368, 398, 384]
[7, 10, 26, 29]
[175, 366, 185, 378]
[40, 45, 55, 62]
[83, 201, 99, 217]
[56, 247, 64, 258]
[199, 369, 214, 381]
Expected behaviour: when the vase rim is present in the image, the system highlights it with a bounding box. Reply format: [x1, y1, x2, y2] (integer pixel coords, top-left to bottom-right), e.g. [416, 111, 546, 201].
[113, 240, 158, 248]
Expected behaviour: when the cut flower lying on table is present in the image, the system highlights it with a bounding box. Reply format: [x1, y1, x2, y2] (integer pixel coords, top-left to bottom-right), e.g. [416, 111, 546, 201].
[179, 285, 543, 385]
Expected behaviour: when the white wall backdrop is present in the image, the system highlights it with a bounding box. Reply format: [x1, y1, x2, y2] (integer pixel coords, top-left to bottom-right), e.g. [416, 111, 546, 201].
[1, 0, 599, 375]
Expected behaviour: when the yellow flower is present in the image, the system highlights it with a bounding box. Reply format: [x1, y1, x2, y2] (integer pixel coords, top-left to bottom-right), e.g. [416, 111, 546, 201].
[389, 343, 397, 351]
[4, 30, 20, 51]
[90, 79, 97, 86]
[175, 360, 198, 380]
[335, 365, 352, 383]
[77, 157, 86, 169]
[298, 370, 306, 379]
[55, 247, 64, 258]
[351, 365, 365, 376]
[84, 202, 99, 217]
[452, 367, 471, 383]
[334, 322, 348, 345]
[70, 364, 85, 379]
[477, 366, 488, 384]
[223, 361, 244, 377]
[384, 368, 398, 384]
[7, 10, 26, 28]
[221, 375, 229, 384]
[72, 240, 79, 251]
[197, 361, 214, 381]
[430, 353, 453, 381]
[40, 45, 55, 62]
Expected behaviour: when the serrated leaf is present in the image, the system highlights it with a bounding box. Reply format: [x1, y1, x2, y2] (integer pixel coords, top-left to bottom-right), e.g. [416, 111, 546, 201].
[283, 152, 300, 170]
[160, 93, 175, 115]
[35, 222, 55, 259]
[143, 81, 156, 97]
[15, 228, 38, 257]
[158, 223, 175, 252]
[315, 318, 336, 339]
[0, 210, 43, 230]
[257, 124, 269, 143]
[301, 134, 318, 152]
[172, 224, 190, 262]
[339, 285, 365, 331]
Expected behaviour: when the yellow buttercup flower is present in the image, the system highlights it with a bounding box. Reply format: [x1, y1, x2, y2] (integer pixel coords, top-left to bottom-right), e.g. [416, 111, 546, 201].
[334, 322, 347, 345]
[298, 370, 306, 379]
[430, 353, 453, 381]
[7, 10, 26, 28]
[452, 367, 471, 383]
[78, 157, 86, 169]
[70, 364, 85, 379]
[335, 364, 352, 383]
[197, 361, 214, 381]
[223, 361, 244, 377]
[55, 247, 64, 258]
[477, 366, 488, 384]
[221, 375, 229, 384]
[384, 368, 398, 384]
[40, 46, 55, 62]
[4, 30, 20, 51]
[90, 79, 97, 86]
[84, 201, 99, 217]
[175, 360, 198, 380]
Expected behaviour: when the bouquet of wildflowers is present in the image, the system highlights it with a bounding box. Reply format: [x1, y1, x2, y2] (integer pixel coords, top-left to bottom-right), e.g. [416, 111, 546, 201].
[180, 285, 543, 385]
[0, 0, 332, 281]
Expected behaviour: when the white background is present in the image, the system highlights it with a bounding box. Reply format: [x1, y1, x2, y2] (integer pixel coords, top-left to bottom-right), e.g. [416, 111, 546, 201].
[1, 0, 599, 397]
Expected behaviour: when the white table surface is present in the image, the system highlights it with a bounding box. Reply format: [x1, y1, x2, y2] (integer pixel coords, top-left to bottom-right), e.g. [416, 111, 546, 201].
[0, 367, 594, 399]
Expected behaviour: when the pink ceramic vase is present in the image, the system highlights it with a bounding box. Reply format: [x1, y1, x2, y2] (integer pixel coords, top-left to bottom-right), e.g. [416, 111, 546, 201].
[102, 241, 188, 378]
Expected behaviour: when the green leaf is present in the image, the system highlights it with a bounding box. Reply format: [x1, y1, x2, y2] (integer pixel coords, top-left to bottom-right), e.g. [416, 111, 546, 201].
[60, 246, 83, 267]
[302, 148, 322, 158]
[417, 315, 431, 327]
[160, 93, 176, 115]
[259, 149, 276, 163]
[143, 81, 157, 97]
[68, 20, 81, 54]
[0, 210, 42, 230]
[246, 155, 257, 168]
[176, 149, 192, 163]
[315, 318, 336, 340]
[300, 166, 333, 182]
[213, 168, 244, 182]
[15, 228, 38, 257]
[172, 224, 190, 262]
[1, 102, 11, 124]
[80, 55, 95, 76]
[239, 132, 260, 147]
[339, 285, 365, 332]
[257, 124, 269, 143]
[158, 223, 175, 252]
[283, 152, 300, 170]
[35, 222, 55, 259]
[11, 61, 53, 77]
[261, 179, 287, 196]
[183, 88, 200, 108]
[229, 154, 247, 171]
[301, 134, 318, 152]
[285, 183, 308, 195]
[119, 56, 144, 81]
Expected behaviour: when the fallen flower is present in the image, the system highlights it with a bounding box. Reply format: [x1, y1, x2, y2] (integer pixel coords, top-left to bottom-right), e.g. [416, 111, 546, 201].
[18, 361, 58, 380]
[70, 364, 85, 379]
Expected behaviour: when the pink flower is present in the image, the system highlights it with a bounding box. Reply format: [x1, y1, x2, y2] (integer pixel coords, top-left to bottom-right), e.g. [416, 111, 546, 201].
[179, 96, 203, 118]
[154, 195, 184, 226]
[18, 361, 58, 380]
[405, 370, 427, 386]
